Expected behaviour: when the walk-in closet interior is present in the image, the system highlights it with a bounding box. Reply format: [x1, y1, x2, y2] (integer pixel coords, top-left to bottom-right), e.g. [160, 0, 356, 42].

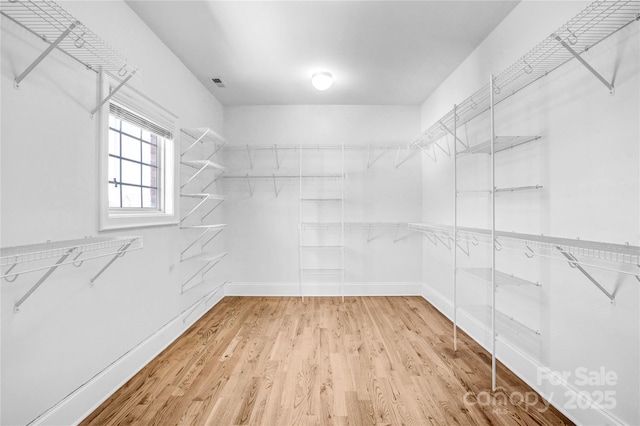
[1, 0, 639, 425]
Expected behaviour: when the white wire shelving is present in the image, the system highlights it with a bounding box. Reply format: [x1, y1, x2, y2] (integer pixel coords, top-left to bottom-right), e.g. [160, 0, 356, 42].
[179, 127, 228, 291]
[459, 305, 541, 337]
[411, 223, 639, 265]
[298, 142, 346, 301]
[301, 222, 412, 243]
[224, 143, 417, 170]
[458, 136, 542, 157]
[412, 1, 640, 151]
[412, 0, 640, 395]
[221, 174, 345, 198]
[180, 128, 226, 158]
[410, 222, 640, 291]
[180, 193, 226, 224]
[181, 252, 228, 293]
[1, 0, 141, 114]
[1, 236, 143, 311]
[457, 185, 544, 196]
[461, 267, 541, 287]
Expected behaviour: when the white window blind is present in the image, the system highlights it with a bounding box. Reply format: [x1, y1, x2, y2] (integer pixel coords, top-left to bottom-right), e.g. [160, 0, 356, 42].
[109, 102, 173, 140]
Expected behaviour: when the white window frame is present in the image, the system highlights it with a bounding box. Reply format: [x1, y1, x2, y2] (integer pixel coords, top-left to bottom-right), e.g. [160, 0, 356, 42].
[98, 72, 179, 230]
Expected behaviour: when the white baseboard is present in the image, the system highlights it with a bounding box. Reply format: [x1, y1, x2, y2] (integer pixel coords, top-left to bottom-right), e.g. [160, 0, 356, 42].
[420, 283, 626, 426]
[225, 281, 422, 297]
[31, 290, 225, 426]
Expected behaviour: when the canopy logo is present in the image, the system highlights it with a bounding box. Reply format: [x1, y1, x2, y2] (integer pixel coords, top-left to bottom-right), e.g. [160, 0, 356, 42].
[462, 386, 553, 414]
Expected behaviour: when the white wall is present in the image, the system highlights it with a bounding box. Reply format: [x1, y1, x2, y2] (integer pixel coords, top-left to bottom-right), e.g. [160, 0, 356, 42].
[1, 2, 226, 424]
[419, 1, 639, 425]
[222, 105, 423, 296]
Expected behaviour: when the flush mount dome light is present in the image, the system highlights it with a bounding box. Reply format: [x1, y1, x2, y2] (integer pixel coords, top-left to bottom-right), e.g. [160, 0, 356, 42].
[311, 71, 333, 90]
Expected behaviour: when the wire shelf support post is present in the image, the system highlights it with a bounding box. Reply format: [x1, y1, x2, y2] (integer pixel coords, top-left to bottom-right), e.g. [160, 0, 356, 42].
[453, 104, 459, 352]
[490, 74, 497, 392]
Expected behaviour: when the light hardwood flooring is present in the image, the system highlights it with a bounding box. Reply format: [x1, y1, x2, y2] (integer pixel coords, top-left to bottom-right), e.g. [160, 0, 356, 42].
[82, 296, 572, 425]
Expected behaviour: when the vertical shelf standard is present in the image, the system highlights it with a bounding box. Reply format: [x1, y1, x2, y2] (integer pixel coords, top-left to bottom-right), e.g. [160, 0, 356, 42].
[299, 143, 345, 301]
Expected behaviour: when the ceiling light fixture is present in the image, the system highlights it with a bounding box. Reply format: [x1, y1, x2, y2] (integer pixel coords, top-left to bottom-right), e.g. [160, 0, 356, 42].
[311, 71, 333, 91]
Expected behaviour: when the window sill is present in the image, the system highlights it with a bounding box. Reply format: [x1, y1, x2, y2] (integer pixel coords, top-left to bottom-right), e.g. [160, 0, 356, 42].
[100, 212, 179, 230]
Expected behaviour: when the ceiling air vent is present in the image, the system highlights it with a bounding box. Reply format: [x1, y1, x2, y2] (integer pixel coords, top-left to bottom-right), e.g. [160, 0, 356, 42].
[211, 77, 226, 88]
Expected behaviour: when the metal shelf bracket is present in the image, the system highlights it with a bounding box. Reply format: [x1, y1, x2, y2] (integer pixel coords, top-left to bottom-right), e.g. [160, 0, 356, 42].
[366, 224, 376, 243]
[181, 281, 229, 319]
[395, 146, 416, 168]
[14, 21, 77, 89]
[272, 175, 281, 197]
[246, 175, 254, 197]
[419, 145, 437, 162]
[440, 120, 468, 149]
[202, 200, 225, 221]
[556, 245, 615, 304]
[202, 171, 225, 192]
[181, 129, 208, 158]
[454, 237, 470, 256]
[367, 145, 386, 168]
[89, 241, 133, 286]
[435, 234, 452, 250]
[434, 140, 451, 157]
[90, 72, 135, 117]
[246, 145, 254, 170]
[181, 260, 226, 294]
[393, 223, 410, 243]
[14, 247, 75, 312]
[180, 227, 225, 260]
[554, 34, 615, 94]
[273, 145, 281, 169]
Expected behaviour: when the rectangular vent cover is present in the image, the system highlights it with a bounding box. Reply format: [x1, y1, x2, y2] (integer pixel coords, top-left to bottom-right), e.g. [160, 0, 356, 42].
[211, 77, 226, 88]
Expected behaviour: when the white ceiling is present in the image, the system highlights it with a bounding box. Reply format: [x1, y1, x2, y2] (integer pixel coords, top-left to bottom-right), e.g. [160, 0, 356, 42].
[126, 1, 519, 106]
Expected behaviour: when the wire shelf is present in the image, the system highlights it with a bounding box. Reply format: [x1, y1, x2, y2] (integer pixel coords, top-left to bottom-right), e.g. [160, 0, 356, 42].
[181, 127, 225, 144]
[457, 185, 543, 196]
[180, 224, 227, 230]
[412, 1, 640, 148]
[182, 160, 226, 171]
[222, 174, 344, 179]
[180, 127, 226, 158]
[180, 193, 227, 200]
[461, 267, 541, 287]
[181, 251, 228, 263]
[0, 0, 140, 78]
[458, 136, 542, 156]
[301, 222, 411, 230]
[409, 222, 640, 266]
[301, 268, 344, 275]
[1, 236, 142, 268]
[223, 144, 418, 151]
[459, 305, 540, 336]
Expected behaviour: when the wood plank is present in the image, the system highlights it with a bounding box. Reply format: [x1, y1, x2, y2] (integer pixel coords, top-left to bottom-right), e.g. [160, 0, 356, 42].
[81, 297, 573, 426]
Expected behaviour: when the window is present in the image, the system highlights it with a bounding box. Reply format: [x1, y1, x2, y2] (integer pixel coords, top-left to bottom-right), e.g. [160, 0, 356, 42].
[99, 73, 178, 230]
[108, 104, 163, 209]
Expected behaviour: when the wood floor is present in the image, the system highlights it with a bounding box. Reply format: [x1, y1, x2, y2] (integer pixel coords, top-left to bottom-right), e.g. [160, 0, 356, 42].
[82, 297, 572, 425]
